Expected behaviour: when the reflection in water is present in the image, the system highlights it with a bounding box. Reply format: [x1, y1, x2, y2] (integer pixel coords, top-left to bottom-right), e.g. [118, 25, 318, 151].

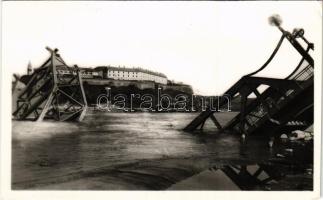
[213, 164, 313, 190]
[169, 163, 312, 191]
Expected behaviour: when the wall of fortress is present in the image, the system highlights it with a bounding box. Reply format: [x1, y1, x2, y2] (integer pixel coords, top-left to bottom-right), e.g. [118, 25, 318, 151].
[83, 78, 192, 93]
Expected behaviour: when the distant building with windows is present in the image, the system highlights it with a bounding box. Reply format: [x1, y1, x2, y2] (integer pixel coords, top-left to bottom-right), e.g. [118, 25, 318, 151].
[35, 64, 168, 85]
[18, 64, 192, 99]
[94, 66, 168, 85]
[79, 68, 100, 79]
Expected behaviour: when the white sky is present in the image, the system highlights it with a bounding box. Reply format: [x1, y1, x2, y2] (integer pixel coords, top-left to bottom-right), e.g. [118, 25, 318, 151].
[2, 1, 322, 95]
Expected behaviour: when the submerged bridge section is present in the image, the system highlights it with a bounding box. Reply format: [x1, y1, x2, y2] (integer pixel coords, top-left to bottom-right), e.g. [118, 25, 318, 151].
[13, 47, 87, 122]
[184, 15, 314, 137]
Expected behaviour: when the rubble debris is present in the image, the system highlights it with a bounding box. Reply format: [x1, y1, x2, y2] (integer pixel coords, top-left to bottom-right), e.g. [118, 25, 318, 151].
[290, 130, 313, 141]
[268, 137, 274, 148]
[280, 134, 289, 142]
[285, 149, 293, 153]
[306, 168, 313, 175]
[276, 154, 285, 158]
[280, 134, 288, 139]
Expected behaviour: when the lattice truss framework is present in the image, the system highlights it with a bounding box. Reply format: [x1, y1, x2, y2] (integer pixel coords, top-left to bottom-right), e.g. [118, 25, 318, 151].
[184, 19, 314, 137]
[13, 47, 88, 122]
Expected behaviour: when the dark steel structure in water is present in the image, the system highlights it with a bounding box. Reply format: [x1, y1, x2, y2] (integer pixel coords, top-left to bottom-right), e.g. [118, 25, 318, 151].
[12, 47, 88, 121]
[184, 15, 314, 137]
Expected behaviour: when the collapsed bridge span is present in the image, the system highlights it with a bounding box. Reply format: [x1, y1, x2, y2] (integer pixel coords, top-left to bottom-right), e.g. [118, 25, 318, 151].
[12, 47, 88, 122]
[184, 15, 314, 137]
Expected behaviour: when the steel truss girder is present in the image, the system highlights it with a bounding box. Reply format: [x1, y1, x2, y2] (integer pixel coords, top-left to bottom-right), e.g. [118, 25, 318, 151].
[184, 73, 313, 135]
[13, 47, 87, 122]
[184, 26, 314, 136]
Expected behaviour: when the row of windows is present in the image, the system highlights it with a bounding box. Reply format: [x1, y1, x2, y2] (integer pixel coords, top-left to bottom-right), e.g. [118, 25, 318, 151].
[107, 70, 166, 81]
[58, 70, 99, 76]
[57, 69, 167, 84]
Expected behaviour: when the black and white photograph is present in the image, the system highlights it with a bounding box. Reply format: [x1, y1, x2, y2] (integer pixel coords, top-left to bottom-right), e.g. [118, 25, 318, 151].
[0, 1, 322, 199]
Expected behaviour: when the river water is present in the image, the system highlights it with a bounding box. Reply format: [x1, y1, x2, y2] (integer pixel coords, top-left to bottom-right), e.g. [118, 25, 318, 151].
[12, 111, 312, 190]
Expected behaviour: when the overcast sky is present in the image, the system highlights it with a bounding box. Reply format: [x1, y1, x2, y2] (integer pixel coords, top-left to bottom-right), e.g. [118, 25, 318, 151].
[2, 1, 322, 95]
